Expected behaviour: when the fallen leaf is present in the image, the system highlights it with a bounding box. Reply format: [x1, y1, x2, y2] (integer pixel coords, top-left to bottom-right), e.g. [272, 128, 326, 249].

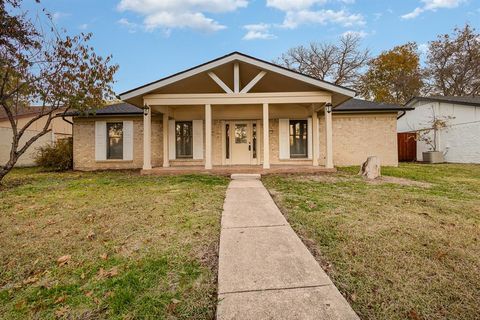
[100, 253, 108, 260]
[55, 306, 69, 318]
[55, 296, 66, 304]
[80, 272, 85, 280]
[97, 267, 118, 279]
[350, 293, 357, 302]
[104, 291, 114, 298]
[57, 255, 71, 267]
[408, 309, 421, 320]
[87, 231, 96, 240]
[171, 298, 181, 304]
[23, 276, 39, 285]
[85, 290, 93, 297]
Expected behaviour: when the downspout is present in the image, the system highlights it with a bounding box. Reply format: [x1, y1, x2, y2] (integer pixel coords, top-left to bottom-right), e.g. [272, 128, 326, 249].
[62, 115, 73, 125]
[397, 110, 406, 120]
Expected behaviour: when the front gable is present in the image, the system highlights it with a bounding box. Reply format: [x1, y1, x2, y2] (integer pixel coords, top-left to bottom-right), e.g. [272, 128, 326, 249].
[119, 52, 355, 107]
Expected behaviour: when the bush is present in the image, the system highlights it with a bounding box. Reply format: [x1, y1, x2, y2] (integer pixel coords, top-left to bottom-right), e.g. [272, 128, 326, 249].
[34, 137, 73, 171]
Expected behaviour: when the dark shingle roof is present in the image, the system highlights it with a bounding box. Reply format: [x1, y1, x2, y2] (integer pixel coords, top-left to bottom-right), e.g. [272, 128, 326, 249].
[335, 99, 412, 112]
[64, 103, 142, 116]
[406, 95, 480, 107]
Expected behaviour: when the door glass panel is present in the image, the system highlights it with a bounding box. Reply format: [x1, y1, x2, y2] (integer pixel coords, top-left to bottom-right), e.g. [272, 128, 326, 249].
[235, 124, 247, 144]
[252, 123, 257, 159]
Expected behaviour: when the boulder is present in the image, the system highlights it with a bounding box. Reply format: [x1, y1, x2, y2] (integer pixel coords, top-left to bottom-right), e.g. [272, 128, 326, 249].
[359, 156, 381, 180]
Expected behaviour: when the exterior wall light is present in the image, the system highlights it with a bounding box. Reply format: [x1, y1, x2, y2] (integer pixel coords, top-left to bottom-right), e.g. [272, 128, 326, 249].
[325, 103, 333, 114]
[143, 105, 149, 116]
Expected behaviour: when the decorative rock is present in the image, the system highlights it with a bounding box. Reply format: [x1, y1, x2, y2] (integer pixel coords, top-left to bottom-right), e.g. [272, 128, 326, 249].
[359, 156, 381, 180]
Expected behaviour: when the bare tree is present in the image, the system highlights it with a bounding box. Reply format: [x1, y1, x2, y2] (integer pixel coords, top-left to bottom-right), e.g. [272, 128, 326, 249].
[0, 0, 118, 182]
[275, 33, 370, 88]
[425, 24, 480, 96]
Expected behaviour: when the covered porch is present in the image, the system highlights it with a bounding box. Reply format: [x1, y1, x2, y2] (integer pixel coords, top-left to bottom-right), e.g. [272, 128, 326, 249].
[141, 95, 335, 171]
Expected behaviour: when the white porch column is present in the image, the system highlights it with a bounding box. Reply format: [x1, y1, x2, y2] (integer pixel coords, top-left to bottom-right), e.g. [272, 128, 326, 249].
[325, 104, 333, 168]
[143, 105, 152, 170]
[312, 110, 319, 166]
[162, 108, 169, 168]
[263, 103, 270, 169]
[205, 104, 212, 169]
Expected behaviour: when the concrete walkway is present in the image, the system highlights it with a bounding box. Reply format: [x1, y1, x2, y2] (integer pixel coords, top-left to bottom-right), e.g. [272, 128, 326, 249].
[217, 174, 359, 320]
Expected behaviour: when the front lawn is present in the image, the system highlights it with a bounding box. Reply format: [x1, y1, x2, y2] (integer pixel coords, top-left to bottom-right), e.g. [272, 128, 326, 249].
[0, 169, 228, 319]
[263, 163, 480, 320]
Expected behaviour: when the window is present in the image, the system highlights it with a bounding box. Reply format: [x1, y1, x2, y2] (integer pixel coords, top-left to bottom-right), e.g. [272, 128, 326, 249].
[289, 120, 308, 158]
[107, 122, 123, 159]
[176, 121, 193, 158]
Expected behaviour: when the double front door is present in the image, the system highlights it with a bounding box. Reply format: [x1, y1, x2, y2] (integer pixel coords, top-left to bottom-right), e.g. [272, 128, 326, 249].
[228, 121, 258, 165]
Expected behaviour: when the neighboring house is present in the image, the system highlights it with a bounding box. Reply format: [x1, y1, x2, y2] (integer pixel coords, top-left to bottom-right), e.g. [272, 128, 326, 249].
[68, 52, 411, 172]
[0, 107, 72, 167]
[398, 96, 480, 163]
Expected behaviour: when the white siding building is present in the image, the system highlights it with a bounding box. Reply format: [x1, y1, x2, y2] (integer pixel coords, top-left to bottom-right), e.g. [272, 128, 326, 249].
[398, 96, 480, 163]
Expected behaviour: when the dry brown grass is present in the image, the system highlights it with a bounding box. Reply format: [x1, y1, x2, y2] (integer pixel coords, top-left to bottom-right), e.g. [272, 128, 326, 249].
[264, 163, 480, 320]
[0, 168, 228, 319]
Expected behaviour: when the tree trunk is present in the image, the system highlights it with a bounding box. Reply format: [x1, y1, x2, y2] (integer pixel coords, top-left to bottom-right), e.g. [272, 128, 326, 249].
[0, 163, 15, 183]
[359, 156, 381, 180]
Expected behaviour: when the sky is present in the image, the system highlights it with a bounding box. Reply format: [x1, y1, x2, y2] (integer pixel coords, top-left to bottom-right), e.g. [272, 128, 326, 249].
[22, 0, 480, 94]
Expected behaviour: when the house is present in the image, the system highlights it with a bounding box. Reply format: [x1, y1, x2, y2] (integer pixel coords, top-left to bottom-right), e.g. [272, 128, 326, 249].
[0, 106, 72, 167]
[399, 96, 480, 163]
[69, 52, 411, 172]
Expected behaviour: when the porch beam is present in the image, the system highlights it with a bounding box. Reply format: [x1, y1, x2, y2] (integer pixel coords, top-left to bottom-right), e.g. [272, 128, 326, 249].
[143, 105, 152, 170]
[234, 63, 240, 93]
[144, 91, 332, 106]
[208, 72, 233, 94]
[240, 71, 266, 94]
[205, 104, 212, 169]
[263, 103, 270, 169]
[325, 104, 334, 168]
[162, 108, 169, 168]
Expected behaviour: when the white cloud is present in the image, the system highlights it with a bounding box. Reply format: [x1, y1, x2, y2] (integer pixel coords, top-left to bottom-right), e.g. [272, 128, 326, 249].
[52, 12, 70, 21]
[243, 23, 276, 40]
[401, 7, 424, 19]
[266, 0, 364, 30]
[117, 0, 248, 33]
[402, 0, 465, 19]
[117, 18, 140, 33]
[266, 0, 327, 11]
[342, 30, 368, 38]
[79, 23, 89, 30]
[282, 9, 365, 29]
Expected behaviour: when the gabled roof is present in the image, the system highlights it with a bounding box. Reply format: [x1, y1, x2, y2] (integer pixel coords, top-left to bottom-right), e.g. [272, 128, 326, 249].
[405, 95, 480, 108]
[119, 51, 356, 102]
[335, 99, 413, 112]
[64, 103, 142, 117]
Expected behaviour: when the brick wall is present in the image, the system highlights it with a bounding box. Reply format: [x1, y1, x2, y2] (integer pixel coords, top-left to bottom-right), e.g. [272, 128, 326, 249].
[319, 113, 398, 166]
[73, 116, 163, 170]
[73, 112, 398, 170]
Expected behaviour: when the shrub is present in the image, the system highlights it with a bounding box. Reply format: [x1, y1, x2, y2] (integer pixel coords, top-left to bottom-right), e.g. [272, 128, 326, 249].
[34, 137, 73, 171]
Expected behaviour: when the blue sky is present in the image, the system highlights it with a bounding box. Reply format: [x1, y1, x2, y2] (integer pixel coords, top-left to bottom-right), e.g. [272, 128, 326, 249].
[23, 0, 480, 94]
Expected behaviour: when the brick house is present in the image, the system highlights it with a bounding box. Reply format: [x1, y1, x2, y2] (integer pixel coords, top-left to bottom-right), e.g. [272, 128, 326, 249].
[68, 52, 410, 172]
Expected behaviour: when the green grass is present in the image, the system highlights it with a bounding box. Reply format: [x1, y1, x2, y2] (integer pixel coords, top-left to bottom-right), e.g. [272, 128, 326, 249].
[263, 163, 480, 320]
[0, 168, 229, 319]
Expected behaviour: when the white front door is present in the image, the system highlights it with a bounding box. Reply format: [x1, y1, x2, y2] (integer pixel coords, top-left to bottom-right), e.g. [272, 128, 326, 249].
[231, 121, 252, 164]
